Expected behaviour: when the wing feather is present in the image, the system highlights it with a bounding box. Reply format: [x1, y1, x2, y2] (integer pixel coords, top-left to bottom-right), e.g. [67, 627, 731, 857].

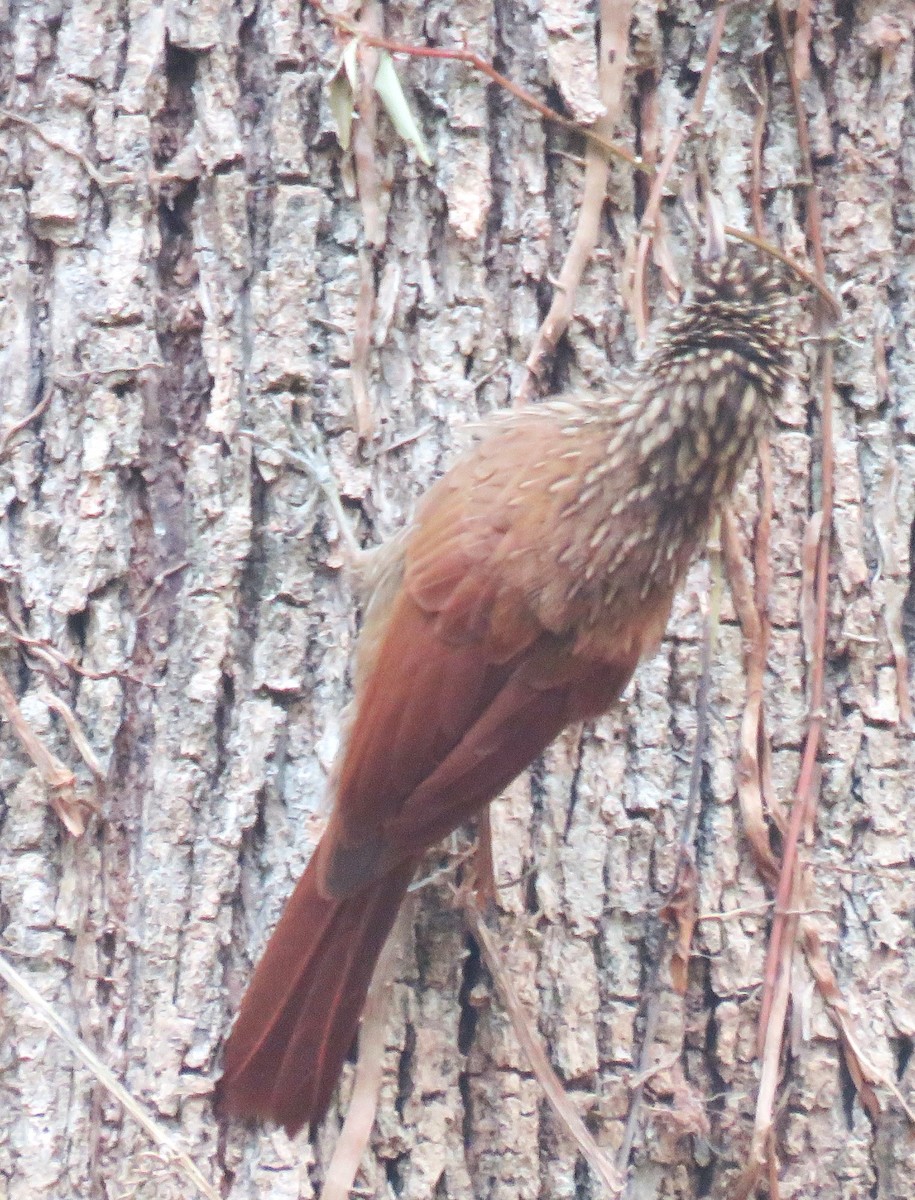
[384, 647, 640, 857]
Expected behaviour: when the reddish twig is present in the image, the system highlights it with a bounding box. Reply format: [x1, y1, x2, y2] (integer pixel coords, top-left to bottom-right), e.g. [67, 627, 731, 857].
[757, 0, 835, 1047]
[749, 61, 769, 239]
[9, 630, 149, 687]
[733, 903, 799, 1199]
[793, 0, 814, 81]
[753, 444, 788, 836]
[721, 509, 781, 890]
[350, 4, 384, 247]
[723, 225, 839, 318]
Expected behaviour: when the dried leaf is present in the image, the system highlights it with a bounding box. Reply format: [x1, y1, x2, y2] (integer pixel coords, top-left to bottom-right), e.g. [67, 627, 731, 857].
[328, 71, 355, 151]
[660, 857, 698, 996]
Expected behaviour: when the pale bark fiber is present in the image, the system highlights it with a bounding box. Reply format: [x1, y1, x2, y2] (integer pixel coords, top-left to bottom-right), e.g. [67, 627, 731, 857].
[0, 2, 913, 1199]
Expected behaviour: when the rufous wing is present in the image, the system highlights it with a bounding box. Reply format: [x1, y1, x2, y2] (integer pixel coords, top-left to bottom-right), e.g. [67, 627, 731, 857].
[317, 446, 644, 900]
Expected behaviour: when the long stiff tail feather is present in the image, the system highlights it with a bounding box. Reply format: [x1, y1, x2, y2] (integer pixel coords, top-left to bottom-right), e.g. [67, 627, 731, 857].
[217, 853, 417, 1135]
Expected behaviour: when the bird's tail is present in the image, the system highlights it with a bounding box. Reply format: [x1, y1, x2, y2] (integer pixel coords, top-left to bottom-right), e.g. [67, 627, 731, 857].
[217, 852, 416, 1135]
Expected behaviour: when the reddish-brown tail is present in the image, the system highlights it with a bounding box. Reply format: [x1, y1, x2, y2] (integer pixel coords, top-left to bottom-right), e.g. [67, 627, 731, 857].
[217, 853, 417, 1135]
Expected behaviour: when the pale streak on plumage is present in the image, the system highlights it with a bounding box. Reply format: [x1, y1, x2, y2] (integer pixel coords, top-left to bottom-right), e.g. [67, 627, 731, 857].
[548, 475, 578, 495]
[469, 248, 796, 641]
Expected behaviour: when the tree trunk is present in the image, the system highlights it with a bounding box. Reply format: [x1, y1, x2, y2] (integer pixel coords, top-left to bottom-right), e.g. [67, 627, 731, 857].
[0, 2, 913, 1198]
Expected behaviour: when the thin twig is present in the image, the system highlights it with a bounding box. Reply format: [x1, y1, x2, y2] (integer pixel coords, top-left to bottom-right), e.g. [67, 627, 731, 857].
[319, 911, 407, 1200]
[40, 691, 106, 781]
[748, 61, 769, 240]
[241, 429, 369, 568]
[0, 664, 85, 835]
[630, 3, 731, 339]
[370, 422, 434, 457]
[735, 6, 840, 1190]
[472, 808, 498, 905]
[757, 0, 835, 1046]
[675, 531, 724, 874]
[696, 901, 832, 923]
[0, 109, 130, 188]
[0, 950, 220, 1200]
[721, 510, 781, 890]
[3, 606, 149, 686]
[0, 385, 54, 460]
[135, 561, 191, 620]
[793, 0, 814, 81]
[352, 251, 376, 439]
[753, 442, 785, 834]
[723, 226, 839, 319]
[464, 903, 624, 1196]
[351, 4, 385, 247]
[618, 529, 723, 1186]
[321, 6, 844, 325]
[345, 2, 385, 438]
[516, 0, 633, 406]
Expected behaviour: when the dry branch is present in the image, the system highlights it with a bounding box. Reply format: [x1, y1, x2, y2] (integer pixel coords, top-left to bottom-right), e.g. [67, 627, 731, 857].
[0, 664, 86, 836]
[464, 903, 624, 1197]
[0, 950, 220, 1200]
[319, 913, 408, 1200]
[630, 4, 731, 338]
[516, 0, 633, 406]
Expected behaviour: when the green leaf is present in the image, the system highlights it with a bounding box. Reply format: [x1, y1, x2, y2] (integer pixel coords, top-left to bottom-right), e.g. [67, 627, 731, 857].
[341, 38, 360, 90]
[374, 51, 432, 166]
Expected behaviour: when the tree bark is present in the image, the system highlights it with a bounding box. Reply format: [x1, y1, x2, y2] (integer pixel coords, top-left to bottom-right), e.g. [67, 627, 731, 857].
[0, 2, 913, 1198]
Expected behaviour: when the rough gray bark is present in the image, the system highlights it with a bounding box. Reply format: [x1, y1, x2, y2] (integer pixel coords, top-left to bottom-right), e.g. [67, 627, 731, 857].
[0, 2, 913, 1199]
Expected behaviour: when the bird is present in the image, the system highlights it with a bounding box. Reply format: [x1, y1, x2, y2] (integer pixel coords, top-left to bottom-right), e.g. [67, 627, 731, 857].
[217, 215, 796, 1136]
